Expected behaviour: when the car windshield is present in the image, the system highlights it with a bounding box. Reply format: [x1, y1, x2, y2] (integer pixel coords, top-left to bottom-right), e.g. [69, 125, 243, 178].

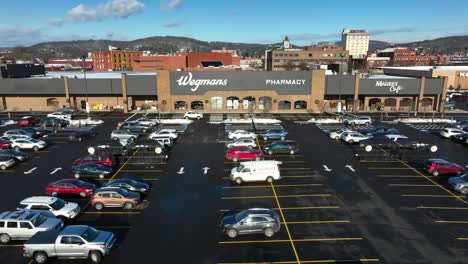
[74, 180, 86, 187]
[30, 214, 47, 227]
[81, 226, 100, 242]
[236, 165, 245, 173]
[17, 131, 29, 135]
[460, 174, 468, 181]
[234, 210, 249, 222]
[117, 188, 129, 197]
[29, 139, 39, 143]
[50, 199, 66, 210]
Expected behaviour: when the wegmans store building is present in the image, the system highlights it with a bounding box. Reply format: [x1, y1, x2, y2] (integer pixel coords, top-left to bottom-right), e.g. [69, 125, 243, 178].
[0, 70, 448, 113]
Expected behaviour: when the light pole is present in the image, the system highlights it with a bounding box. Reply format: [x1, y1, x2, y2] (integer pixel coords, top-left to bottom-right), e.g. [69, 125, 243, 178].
[82, 55, 89, 117]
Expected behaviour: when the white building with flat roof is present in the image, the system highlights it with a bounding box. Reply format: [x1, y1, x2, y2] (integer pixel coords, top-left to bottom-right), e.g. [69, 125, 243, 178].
[342, 29, 369, 59]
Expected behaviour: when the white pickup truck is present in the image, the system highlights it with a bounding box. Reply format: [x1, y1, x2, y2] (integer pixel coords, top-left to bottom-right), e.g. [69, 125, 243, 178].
[23, 225, 115, 264]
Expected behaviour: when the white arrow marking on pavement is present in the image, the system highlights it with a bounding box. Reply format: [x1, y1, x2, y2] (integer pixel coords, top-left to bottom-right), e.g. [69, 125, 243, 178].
[202, 167, 210, 174]
[323, 165, 332, 172]
[177, 167, 185, 175]
[346, 165, 356, 172]
[24, 167, 37, 175]
[50, 168, 62, 175]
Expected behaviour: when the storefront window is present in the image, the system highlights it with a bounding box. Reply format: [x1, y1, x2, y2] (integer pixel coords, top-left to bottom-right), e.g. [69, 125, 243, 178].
[294, 100, 307, 109]
[278, 100, 291, 110]
[210, 97, 223, 110]
[226, 97, 240, 110]
[174, 101, 187, 110]
[191, 101, 204, 110]
[258, 96, 272, 110]
[242, 96, 256, 110]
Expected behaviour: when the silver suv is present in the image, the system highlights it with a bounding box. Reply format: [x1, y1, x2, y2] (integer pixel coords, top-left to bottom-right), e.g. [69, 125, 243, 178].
[219, 208, 280, 238]
[0, 210, 63, 244]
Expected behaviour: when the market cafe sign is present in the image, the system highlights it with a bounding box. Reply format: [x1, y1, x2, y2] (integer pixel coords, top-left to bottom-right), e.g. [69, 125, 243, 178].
[460, 72, 468, 77]
[176, 72, 228, 92]
[375, 81, 404, 93]
[265, 79, 306, 85]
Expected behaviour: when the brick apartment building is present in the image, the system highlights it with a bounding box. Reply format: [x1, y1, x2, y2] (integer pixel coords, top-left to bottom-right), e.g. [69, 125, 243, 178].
[377, 47, 437, 67]
[92, 50, 143, 71]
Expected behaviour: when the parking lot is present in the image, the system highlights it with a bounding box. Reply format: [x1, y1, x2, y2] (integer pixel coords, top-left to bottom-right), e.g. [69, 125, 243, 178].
[0, 111, 466, 263]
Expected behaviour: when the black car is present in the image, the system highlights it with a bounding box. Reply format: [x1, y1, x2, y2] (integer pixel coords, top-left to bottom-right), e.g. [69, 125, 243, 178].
[40, 117, 69, 128]
[118, 121, 153, 133]
[22, 127, 50, 138]
[454, 133, 468, 144]
[69, 130, 97, 141]
[263, 140, 300, 155]
[103, 178, 150, 194]
[359, 126, 399, 137]
[0, 149, 30, 162]
[71, 163, 113, 179]
[359, 137, 437, 152]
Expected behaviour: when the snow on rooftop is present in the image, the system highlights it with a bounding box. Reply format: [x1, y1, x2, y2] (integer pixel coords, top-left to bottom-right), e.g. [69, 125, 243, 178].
[366, 74, 415, 79]
[383, 66, 468, 72]
[31, 71, 156, 79]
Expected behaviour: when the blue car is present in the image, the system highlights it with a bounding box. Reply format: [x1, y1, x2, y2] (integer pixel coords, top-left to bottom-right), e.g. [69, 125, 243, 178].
[259, 129, 288, 141]
[72, 163, 113, 179]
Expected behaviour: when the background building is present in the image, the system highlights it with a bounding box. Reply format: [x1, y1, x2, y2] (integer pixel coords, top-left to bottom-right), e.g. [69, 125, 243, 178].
[45, 58, 93, 72]
[341, 29, 369, 59]
[92, 50, 143, 71]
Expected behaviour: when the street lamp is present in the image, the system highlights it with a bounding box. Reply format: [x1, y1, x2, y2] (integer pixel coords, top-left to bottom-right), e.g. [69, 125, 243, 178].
[82, 55, 89, 116]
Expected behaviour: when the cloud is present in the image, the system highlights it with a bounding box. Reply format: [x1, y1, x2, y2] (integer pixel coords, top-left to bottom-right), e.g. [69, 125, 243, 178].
[0, 27, 46, 47]
[160, 0, 182, 11]
[162, 19, 186, 28]
[49, 0, 144, 25]
[369, 27, 417, 36]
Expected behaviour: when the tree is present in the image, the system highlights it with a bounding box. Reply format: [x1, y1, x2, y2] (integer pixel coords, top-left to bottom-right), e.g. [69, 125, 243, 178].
[282, 61, 295, 71]
[297, 61, 309, 71]
[12, 46, 28, 61]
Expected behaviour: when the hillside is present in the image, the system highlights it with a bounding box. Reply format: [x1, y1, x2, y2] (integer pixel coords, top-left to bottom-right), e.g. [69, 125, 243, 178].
[398, 35, 468, 54]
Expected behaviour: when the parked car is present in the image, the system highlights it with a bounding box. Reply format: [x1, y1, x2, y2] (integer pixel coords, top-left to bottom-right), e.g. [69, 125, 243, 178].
[226, 146, 263, 162]
[219, 208, 280, 238]
[135, 118, 158, 126]
[11, 138, 47, 151]
[230, 160, 282, 184]
[424, 159, 465, 176]
[0, 139, 11, 149]
[184, 111, 203, 119]
[452, 120, 468, 130]
[154, 137, 173, 148]
[440, 127, 465, 139]
[58, 107, 75, 114]
[45, 179, 96, 198]
[0, 156, 16, 170]
[454, 133, 468, 144]
[344, 116, 372, 126]
[91, 187, 141, 210]
[3, 129, 34, 139]
[47, 112, 71, 120]
[73, 154, 115, 167]
[259, 129, 287, 141]
[118, 121, 152, 133]
[18, 196, 80, 220]
[448, 174, 468, 194]
[110, 129, 139, 141]
[68, 130, 97, 141]
[102, 179, 150, 194]
[0, 210, 63, 244]
[19, 116, 41, 127]
[228, 130, 256, 140]
[149, 129, 178, 140]
[341, 132, 370, 144]
[23, 225, 115, 264]
[23, 127, 51, 138]
[359, 137, 437, 152]
[226, 138, 257, 149]
[40, 117, 69, 128]
[0, 149, 30, 162]
[359, 126, 399, 137]
[445, 101, 456, 110]
[263, 140, 299, 155]
[72, 164, 113, 179]
[329, 129, 354, 140]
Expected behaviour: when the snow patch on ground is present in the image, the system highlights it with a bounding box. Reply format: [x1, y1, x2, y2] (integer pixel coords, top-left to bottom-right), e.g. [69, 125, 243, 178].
[223, 118, 282, 124]
[0, 120, 17, 126]
[395, 118, 457, 124]
[157, 119, 193, 124]
[69, 118, 104, 126]
[306, 118, 341, 124]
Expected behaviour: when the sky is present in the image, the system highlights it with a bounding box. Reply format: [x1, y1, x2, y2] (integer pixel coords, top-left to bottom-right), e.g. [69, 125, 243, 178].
[1, 0, 468, 47]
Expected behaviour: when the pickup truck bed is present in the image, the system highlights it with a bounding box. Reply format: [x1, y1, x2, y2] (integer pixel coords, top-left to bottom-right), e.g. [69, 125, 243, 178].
[24, 230, 61, 245]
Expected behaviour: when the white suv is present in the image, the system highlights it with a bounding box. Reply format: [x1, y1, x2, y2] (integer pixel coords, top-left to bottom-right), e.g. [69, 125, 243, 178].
[228, 130, 256, 140]
[11, 138, 47, 151]
[18, 197, 81, 220]
[149, 129, 178, 140]
[184, 111, 203, 120]
[47, 112, 71, 120]
[341, 132, 370, 144]
[344, 116, 372, 126]
[226, 138, 257, 149]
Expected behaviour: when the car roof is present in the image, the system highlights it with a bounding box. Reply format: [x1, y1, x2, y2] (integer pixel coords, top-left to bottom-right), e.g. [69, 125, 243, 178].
[0, 210, 40, 220]
[95, 187, 122, 192]
[21, 196, 58, 204]
[427, 159, 449, 163]
[108, 178, 135, 184]
[61, 225, 88, 235]
[244, 208, 275, 216]
[52, 179, 81, 185]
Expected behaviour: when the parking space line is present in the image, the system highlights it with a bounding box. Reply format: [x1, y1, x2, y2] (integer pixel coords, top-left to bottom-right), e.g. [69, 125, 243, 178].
[434, 220, 468, 224]
[221, 194, 332, 200]
[142, 178, 159, 181]
[399, 160, 468, 205]
[219, 206, 340, 212]
[224, 160, 306, 164]
[126, 162, 166, 165]
[359, 160, 400, 163]
[219, 237, 363, 244]
[388, 184, 437, 187]
[282, 220, 350, 225]
[402, 194, 464, 198]
[218, 258, 379, 264]
[83, 211, 141, 214]
[108, 150, 138, 182]
[417, 206, 468, 210]
[0, 244, 23, 247]
[222, 184, 323, 189]
[221, 175, 320, 180]
[367, 167, 412, 170]
[376, 175, 421, 178]
[121, 170, 163, 172]
[456, 238, 468, 240]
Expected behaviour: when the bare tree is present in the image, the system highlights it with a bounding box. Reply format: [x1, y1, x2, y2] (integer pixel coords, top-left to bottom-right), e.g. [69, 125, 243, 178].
[297, 61, 309, 71]
[282, 61, 295, 71]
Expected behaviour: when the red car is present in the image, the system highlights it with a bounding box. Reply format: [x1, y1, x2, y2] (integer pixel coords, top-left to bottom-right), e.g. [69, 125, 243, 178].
[424, 159, 465, 176]
[226, 146, 263, 162]
[73, 154, 115, 167]
[18, 116, 41, 126]
[45, 179, 96, 197]
[0, 139, 11, 149]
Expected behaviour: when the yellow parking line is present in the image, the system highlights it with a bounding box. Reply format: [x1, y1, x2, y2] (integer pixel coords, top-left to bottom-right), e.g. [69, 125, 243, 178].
[269, 155, 303, 157]
[224, 160, 306, 164]
[376, 175, 421, 178]
[121, 170, 163, 172]
[108, 150, 138, 182]
[83, 211, 141, 215]
[399, 160, 468, 205]
[417, 206, 468, 210]
[221, 175, 320, 180]
[456, 238, 468, 240]
[219, 237, 363, 244]
[282, 220, 350, 225]
[388, 184, 437, 187]
[402, 194, 464, 198]
[142, 178, 159, 181]
[435, 220, 468, 224]
[0, 171, 14, 173]
[221, 194, 332, 200]
[222, 184, 323, 189]
[218, 258, 379, 264]
[367, 167, 411, 170]
[220, 206, 340, 212]
[0, 244, 23, 247]
[359, 160, 399, 163]
[270, 183, 301, 263]
[126, 162, 166, 165]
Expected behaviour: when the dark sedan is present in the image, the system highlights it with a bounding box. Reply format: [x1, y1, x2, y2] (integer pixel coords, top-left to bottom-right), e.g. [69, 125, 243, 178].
[23, 127, 50, 138]
[69, 130, 97, 141]
[0, 149, 30, 162]
[72, 163, 113, 179]
[454, 133, 468, 143]
[259, 129, 288, 141]
[359, 126, 399, 137]
[103, 178, 150, 194]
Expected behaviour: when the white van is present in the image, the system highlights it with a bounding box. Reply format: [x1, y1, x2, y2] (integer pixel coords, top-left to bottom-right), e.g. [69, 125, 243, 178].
[230, 160, 282, 184]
